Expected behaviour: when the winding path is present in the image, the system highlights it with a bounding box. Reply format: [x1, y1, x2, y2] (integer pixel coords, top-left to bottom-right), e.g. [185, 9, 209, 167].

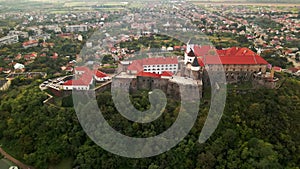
[0, 147, 34, 169]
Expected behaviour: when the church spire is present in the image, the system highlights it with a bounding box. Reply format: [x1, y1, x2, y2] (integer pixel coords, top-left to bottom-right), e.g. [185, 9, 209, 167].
[188, 48, 196, 57]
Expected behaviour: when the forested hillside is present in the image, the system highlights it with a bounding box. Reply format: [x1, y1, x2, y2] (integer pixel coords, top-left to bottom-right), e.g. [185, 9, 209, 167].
[0, 77, 299, 169]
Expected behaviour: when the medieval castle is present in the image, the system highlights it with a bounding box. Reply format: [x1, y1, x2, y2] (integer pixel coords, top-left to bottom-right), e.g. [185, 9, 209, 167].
[113, 44, 274, 99]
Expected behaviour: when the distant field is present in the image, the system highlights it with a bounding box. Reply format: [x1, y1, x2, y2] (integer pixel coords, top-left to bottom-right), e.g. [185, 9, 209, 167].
[63, 1, 126, 7]
[63, 2, 98, 7]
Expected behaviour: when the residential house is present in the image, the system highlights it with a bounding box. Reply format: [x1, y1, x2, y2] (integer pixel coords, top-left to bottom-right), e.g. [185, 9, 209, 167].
[62, 67, 110, 90]
[23, 40, 38, 49]
[66, 25, 88, 32]
[94, 70, 110, 82]
[14, 63, 25, 70]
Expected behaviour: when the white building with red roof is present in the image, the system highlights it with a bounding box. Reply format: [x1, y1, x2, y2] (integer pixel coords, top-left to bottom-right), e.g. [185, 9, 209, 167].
[185, 45, 269, 72]
[74, 66, 89, 75]
[62, 67, 110, 90]
[62, 72, 93, 90]
[127, 57, 179, 75]
[94, 70, 111, 82]
[183, 44, 269, 83]
[116, 44, 271, 91]
[185, 45, 268, 66]
[136, 71, 173, 79]
[23, 40, 38, 49]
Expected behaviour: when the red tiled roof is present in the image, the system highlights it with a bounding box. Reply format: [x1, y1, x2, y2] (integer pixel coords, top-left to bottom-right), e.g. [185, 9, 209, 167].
[75, 66, 90, 72]
[64, 67, 93, 86]
[193, 45, 214, 57]
[57, 33, 72, 37]
[94, 70, 108, 78]
[128, 57, 178, 72]
[63, 73, 93, 86]
[273, 66, 282, 71]
[161, 71, 173, 77]
[63, 67, 110, 87]
[174, 46, 181, 50]
[63, 80, 88, 86]
[23, 40, 38, 46]
[137, 71, 173, 78]
[192, 46, 268, 65]
[137, 71, 161, 78]
[198, 59, 205, 67]
[65, 67, 73, 71]
[288, 67, 299, 73]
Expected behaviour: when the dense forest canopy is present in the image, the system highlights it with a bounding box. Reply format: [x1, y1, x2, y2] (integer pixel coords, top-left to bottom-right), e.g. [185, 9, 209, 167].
[0, 76, 299, 168]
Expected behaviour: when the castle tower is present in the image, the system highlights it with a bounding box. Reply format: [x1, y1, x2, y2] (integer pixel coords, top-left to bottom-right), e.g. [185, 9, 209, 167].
[184, 42, 197, 64]
[185, 48, 197, 64]
[191, 57, 201, 80]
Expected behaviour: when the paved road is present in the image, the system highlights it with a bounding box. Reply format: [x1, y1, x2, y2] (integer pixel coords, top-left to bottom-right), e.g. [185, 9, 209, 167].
[0, 147, 34, 169]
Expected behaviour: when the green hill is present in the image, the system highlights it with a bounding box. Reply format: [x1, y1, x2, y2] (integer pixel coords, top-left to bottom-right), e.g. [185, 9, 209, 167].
[0, 77, 299, 168]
